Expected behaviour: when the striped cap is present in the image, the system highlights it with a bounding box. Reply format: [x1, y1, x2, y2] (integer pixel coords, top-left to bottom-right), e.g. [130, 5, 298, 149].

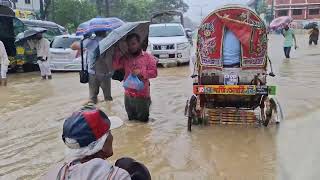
[62, 107, 111, 149]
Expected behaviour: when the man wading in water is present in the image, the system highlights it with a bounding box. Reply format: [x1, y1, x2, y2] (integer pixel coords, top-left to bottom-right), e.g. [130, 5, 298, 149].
[282, 25, 297, 59]
[113, 33, 158, 122]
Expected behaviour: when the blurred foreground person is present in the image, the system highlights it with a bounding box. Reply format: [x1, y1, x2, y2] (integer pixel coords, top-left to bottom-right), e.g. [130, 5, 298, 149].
[43, 106, 131, 180]
[0, 40, 9, 86]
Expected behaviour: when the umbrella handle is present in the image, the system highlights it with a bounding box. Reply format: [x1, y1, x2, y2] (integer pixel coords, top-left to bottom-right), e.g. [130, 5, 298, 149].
[81, 40, 85, 71]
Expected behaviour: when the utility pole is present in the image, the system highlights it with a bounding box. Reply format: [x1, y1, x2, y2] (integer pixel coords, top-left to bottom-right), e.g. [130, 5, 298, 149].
[271, 0, 275, 19]
[52, 0, 55, 21]
[40, 0, 44, 20]
[105, 0, 110, 17]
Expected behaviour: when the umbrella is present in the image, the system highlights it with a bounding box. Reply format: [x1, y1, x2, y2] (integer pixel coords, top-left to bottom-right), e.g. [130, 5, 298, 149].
[270, 16, 293, 30]
[304, 22, 318, 29]
[76, 17, 124, 36]
[98, 21, 150, 56]
[15, 27, 47, 43]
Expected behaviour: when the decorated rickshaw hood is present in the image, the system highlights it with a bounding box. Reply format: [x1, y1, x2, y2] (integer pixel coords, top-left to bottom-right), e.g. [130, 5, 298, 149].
[197, 5, 268, 68]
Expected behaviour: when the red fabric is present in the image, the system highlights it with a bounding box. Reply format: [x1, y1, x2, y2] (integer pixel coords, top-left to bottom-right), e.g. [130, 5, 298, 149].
[82, 110, 110, 139]
[113, 50, 158, 98]
[198, 7, 267, 68]
[219, 16, 253, 50]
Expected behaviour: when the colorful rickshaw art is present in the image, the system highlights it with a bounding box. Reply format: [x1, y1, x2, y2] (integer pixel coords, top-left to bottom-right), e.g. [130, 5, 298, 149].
[185, 5, 283, 131]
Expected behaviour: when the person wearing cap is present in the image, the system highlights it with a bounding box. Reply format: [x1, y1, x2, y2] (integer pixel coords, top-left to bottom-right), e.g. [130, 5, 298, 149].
[43, 106, 131, 180]
[0, 40, 9, 86]
[27, 32, 52, 80]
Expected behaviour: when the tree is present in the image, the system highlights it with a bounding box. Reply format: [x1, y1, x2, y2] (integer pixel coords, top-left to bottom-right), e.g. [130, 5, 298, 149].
[256, 0, 267, 15]
[110, 0, 151, 21]
[47, 0, 189, 32]
[48, 0, 98, 32]
[150, 0, 189, 13]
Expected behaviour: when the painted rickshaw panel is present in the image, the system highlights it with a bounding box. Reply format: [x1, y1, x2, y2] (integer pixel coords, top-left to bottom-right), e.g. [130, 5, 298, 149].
[197, 6, 268, 69]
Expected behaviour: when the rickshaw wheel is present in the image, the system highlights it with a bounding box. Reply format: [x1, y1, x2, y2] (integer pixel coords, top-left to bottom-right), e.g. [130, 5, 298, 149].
[260, 97, 277, 127]
[187, 95, 197, 132]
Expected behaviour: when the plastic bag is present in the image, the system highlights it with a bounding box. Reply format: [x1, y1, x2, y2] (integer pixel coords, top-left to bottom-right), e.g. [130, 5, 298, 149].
[123, 74, 144, 91]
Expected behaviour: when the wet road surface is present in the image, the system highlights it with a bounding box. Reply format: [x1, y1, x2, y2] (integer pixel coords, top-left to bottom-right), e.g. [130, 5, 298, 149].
[1, 35, 320, 180]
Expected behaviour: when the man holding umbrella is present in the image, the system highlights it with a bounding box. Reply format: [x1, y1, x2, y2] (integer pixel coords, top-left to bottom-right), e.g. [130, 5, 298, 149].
[309, 26, 319, 45]
[282, 24, 297, 59]
[27, 31, 52, 79]
[113, 33, 158, 122]
[73, 18, 124, 104]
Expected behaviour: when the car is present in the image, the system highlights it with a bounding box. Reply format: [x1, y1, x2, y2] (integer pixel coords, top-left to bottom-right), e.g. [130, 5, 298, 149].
[147, 23, 191, 66]
[49, 35, 85, 71]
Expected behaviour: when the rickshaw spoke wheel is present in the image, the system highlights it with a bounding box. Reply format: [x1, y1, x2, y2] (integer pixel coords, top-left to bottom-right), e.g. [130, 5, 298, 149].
[187, 95, 197, 132]
[260, 97, 273, 127]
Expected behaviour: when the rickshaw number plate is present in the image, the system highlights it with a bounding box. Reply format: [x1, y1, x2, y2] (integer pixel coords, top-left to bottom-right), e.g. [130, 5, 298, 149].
[159, 54, 169, 58]
[224, 74, 238, 85]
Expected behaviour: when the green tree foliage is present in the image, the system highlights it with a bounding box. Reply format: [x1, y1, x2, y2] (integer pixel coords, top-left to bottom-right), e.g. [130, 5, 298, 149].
[256, 0, 267, 15]
[48, 0, 98, 32]
[150, 0, 189, 13]
[110, 0, 151, 21]
[48, 0, 189, 32]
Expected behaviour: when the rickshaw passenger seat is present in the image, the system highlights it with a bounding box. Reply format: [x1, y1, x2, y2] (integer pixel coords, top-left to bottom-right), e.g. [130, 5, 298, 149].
[223, 29, 241, 68]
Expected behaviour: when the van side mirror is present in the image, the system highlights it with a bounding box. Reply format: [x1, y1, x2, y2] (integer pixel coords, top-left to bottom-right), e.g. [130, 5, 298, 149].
[186, 31, 192, 39]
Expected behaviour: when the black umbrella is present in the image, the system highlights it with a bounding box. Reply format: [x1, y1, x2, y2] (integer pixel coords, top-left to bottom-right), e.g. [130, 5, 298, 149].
[304, 22, 318, 29]
[96, 21, 150, 81]
[15, 27, 47, 43]
[98, 21, 150, 56]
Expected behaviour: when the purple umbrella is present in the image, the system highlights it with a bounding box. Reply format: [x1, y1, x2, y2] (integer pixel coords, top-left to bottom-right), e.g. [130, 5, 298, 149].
[76, 17, 124, 36]
[270, 16, 293, 30]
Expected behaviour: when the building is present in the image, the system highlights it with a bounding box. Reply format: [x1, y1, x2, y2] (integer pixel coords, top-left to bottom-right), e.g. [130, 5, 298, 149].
[0, 0, 14, 8]
[14, 0, 41, 12]
[266, 0, 320, 20]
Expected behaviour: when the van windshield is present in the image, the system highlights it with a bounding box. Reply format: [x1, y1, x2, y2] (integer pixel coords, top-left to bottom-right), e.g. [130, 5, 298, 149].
[149, 25, 185, 37]
[51, 37, 81, 49]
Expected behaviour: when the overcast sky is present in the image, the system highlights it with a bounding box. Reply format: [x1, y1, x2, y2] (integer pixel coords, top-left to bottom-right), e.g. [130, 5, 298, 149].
[185, 0, 250, 23]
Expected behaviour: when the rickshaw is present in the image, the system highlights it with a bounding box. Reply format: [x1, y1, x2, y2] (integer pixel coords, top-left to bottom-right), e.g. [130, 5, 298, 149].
[185, 5, 283, 131]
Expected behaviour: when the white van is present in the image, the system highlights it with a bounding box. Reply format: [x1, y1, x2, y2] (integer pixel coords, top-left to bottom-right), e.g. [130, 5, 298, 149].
[49, 35, 84, 71]
[148, 23, 191, 66]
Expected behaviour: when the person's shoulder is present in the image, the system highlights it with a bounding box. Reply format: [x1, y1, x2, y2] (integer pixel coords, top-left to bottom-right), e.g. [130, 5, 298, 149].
[143, 51, 155, 59]
[41, 162, 66, 180]
[112, 166, 131, 180]
[42, 38, 50, 44]
[86, 158, 112, 167]
[83, 159, 131, 179]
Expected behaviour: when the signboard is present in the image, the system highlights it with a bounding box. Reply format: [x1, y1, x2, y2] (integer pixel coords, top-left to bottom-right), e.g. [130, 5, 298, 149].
[224, 73, 238, 85]
[193, 85, 276, 95]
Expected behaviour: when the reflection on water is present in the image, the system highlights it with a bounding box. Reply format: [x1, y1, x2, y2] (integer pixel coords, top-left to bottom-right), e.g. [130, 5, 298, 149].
[0, 35, 320, 179]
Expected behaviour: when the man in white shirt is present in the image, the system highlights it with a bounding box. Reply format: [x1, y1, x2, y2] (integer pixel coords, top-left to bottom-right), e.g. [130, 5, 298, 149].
[28, 33, 52, 80]
[0, 40, 9, 86]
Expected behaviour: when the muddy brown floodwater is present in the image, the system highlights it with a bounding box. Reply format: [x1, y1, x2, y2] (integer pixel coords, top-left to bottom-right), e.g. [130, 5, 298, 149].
[1, 35, 320, 180]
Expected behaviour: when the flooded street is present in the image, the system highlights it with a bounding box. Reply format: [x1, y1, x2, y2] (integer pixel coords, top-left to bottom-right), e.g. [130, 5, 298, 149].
[1, 34, 320, 180]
